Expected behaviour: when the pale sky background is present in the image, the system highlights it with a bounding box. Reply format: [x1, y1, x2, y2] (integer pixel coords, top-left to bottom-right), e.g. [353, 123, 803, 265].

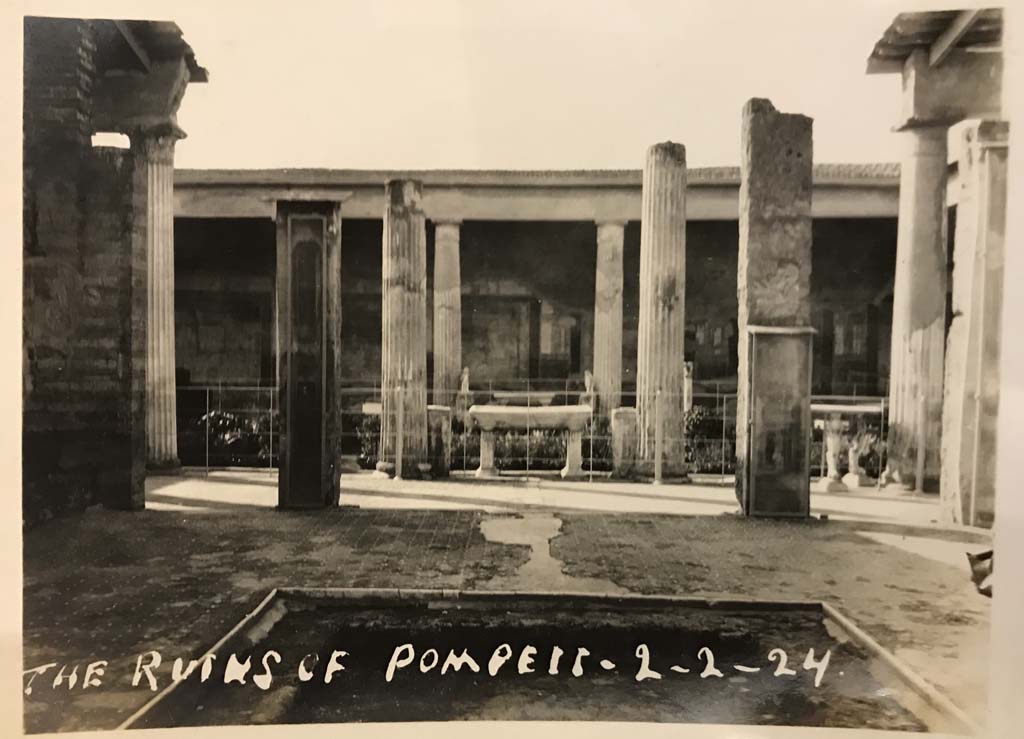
[21, 0, 984, 169]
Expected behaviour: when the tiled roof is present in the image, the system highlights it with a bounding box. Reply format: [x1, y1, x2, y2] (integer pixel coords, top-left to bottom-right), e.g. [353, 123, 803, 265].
[867, 8, 1002, 74]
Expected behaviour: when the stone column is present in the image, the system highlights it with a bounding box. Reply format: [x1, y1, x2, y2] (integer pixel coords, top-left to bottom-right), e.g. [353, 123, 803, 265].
[378, 180, 429, 478]
[941, 120, 1008, 527]
[432, 220, 462, 408]
[593, 221, 625, 414]
[735, 98, 813, 517]
[140, 133, 180, 468]
[882, 126, 948, 491]
[636, 142, 688, 478]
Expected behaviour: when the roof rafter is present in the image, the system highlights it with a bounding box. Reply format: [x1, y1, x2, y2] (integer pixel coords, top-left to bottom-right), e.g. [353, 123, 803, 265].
[929, 9, 982, 67]
[113, 19, 151, 72]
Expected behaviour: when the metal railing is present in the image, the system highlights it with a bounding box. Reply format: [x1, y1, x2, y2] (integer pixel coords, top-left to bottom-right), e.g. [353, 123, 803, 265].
[175, 378, 886, 480]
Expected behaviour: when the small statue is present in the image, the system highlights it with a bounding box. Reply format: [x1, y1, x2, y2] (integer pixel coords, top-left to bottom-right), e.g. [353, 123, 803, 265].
[580, 370, 595, 408]
[842, 427, 878, 488]
[455, 367, 471, 424]
[813, 412, 848, 492]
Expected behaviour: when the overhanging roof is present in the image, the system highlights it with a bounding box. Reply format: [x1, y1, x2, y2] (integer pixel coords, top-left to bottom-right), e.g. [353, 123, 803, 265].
[90, 17, 208, 82]
[867, 8, 1003, 74]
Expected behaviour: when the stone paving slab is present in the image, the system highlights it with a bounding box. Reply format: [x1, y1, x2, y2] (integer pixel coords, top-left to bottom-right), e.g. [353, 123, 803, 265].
[22, 473, 992, 733]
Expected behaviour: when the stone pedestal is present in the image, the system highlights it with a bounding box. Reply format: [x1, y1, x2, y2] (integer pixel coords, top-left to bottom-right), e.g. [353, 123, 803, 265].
[593, 221, 625, 415]
[427, 404, 453, 478]
[941, 120, 1008, 528]
[843, 424, 877, 489]
[883, 126, 948, 492]
[736, 99, 814, 517]
[378, 180, 429, 478]
[636, 142, 688, 479]
[432, 221, 462, 408]
[562, 430, 585, 479]
[611, 407, 638, 478]
[141, 134, 180, 469]
[477, 430, 498, 478]
[813, 413, 849, 493]
[683, 361, 693, 413]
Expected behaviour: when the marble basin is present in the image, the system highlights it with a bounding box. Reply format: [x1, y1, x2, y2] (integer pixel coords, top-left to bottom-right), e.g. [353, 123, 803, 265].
[467, 404, 593, 432]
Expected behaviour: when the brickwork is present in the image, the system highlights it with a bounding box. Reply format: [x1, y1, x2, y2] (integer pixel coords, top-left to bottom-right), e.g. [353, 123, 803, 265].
[23, 18, 96, 153]
[23, 18, 148, 525]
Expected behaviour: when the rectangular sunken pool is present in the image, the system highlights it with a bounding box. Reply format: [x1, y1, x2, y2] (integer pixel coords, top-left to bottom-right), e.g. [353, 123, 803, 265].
[122, 589, 977, 733]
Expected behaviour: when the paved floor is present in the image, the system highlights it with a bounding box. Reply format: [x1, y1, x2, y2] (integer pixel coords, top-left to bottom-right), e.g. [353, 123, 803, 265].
[152, 468, 949, 526]
[22, 470, 992, 733]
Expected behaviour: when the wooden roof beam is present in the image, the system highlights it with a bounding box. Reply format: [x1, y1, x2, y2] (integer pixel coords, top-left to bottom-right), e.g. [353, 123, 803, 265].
[113, 19, 151, 73]
[929, 9, 982, 67]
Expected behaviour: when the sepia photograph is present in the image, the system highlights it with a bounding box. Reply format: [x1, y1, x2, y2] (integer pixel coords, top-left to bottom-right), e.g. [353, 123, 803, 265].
[12, 0, 1024, 736]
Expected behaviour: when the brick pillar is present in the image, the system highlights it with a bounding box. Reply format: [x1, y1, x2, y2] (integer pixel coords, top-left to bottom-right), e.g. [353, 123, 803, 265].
[941, 120, 1008, 527]
[883, 126, 948, 491]
[593, 221, 625, 415]
[735, 98, 813, 517]
[378, 180, 429, 477]
[140, 133, 180, 469]
[432, 220, 462, 408]
[636, 142, 688, 478]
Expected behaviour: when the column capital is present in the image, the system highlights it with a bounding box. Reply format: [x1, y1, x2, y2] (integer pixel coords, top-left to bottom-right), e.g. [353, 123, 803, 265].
[132, 127, 184, 164]
[432, 218, 463, 227]
[595, 219, 628, 228]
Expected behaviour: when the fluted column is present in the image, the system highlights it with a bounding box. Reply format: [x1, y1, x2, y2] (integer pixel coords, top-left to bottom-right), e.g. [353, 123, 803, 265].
[140, 134, 179, 468]
[636, 142, 688, 478]
[378, 180, 429, 477]
[941, 120, 1008, 527]
[432, 220, 462, 408]
[593, 221, 625, 415]
[883, 126, 948, 491]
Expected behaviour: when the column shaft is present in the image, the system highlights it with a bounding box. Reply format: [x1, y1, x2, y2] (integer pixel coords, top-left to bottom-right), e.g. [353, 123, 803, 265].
[379, 180, 428, 476]
[593, 221, 625, 414]
[143, 135, 179, 468]
[636, 143, 688, 476]
[885, 127, 948, 490]
[941, 120, 1008, 527]
[735, 98, 813, 516]
[432, 221, 462, 408]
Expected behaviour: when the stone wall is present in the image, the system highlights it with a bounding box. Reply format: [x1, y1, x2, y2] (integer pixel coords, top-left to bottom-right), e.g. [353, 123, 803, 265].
[173, 215, 897, 395]
[623, 218, 897, 394]
[23, 19, 147, 525]
[174, 218, 275, 384]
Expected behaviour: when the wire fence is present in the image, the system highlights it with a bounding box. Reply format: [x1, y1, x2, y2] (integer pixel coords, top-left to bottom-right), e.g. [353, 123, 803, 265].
[175, 378, 886, 479]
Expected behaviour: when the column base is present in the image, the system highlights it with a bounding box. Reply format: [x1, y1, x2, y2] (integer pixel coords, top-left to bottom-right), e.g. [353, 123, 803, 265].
[373, 460, 435, 480]
[636, 459, 690, 483]
[812, 477, 849, 493]
[842, 472, 876, 489]
[879, 466, 904, 488]
[146, 457, 181, 473]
